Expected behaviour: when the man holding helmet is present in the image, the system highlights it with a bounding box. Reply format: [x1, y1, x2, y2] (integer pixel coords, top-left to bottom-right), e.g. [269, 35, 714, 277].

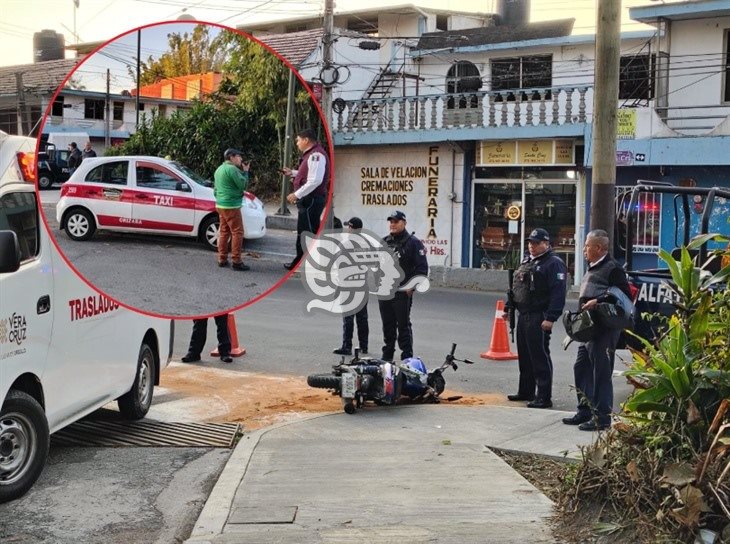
[563, 229, 632, 431]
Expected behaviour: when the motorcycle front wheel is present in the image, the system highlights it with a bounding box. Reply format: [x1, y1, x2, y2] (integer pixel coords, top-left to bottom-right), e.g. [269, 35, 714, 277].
[307, 374, 341, 392]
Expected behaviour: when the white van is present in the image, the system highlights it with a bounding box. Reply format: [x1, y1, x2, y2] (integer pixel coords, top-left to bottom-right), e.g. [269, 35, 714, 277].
[0, 131, 174, 502]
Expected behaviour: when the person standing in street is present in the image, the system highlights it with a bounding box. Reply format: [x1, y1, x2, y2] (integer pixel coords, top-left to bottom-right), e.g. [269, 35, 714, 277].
[67, 142, 82, 174]
[214, 148, 250, 271]
[333, 217, 369, 356]
[505, 228, 567, 409]
[562, 229, 631, 431]
[282, 129, 329, 271]
[378, 210, 428, 361]
[181, 314, 233, 363]
[81, 142, 97, 161]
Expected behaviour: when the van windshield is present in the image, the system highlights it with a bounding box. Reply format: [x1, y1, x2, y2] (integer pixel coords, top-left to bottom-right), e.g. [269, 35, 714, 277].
[172, 162, 212, 187]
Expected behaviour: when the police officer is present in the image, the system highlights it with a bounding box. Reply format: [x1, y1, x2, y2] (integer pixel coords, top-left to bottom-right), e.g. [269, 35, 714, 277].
[506, 228, 567, 408]
[378, 210, 428, 361]
[563, 229, 631, 431]
[282, 129, 329, 270]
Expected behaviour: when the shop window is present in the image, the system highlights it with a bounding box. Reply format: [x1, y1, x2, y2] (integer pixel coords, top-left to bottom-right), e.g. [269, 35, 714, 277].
[491, 55, 552, 101]
[446, 61, 482, 109]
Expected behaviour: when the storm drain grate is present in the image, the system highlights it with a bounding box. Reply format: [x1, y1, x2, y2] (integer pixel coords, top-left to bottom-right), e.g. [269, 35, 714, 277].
[51, 420, 241, 448]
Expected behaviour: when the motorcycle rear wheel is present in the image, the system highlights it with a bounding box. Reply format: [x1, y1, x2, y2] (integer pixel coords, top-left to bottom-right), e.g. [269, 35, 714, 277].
[307, 374, 341, 391]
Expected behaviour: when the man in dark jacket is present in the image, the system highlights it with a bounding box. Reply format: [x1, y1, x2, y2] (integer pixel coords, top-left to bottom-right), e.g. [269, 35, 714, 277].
[67, 142, 82, 173]
[282, 129, 329, 270]
[563, 229, 631, 431]
[505, 228, 567, 408]
[378, 210, 428, 361]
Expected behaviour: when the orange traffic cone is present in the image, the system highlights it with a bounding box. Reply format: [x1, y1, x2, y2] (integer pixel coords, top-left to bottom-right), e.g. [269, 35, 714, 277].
[480, 300, 518, 361]
[211, 314, 246, 357]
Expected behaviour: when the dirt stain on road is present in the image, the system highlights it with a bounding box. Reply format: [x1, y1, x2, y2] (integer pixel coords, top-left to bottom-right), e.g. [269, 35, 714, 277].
[161, 362, 509, 430]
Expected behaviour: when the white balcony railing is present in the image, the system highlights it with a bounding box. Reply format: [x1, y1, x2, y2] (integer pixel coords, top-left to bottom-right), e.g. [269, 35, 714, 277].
[334, 86, 593, 134]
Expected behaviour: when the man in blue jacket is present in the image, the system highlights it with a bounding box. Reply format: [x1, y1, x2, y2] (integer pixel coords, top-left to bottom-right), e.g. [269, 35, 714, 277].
[378, 210, 428, 361]
[505, 228, 567, 408]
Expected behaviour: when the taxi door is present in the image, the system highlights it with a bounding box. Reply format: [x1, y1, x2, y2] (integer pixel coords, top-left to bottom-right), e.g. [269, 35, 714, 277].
[0, 189, 53, 403]
[131, 160, 196, 233]
[74, 159, 133, 229]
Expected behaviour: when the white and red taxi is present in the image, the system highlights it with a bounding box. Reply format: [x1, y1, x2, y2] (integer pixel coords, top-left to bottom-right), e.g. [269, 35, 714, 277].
[56, 156, 266, 250]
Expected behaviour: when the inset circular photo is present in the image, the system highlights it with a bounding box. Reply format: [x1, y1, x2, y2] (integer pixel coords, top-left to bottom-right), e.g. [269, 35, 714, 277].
[36, 21, 332, 318]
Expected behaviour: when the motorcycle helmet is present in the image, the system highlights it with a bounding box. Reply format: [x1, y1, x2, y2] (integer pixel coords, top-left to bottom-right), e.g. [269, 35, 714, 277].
[562, 309, 598, 343]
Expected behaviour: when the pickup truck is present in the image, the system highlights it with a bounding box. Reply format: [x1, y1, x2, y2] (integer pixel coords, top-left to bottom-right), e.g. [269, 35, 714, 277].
[37, 144, 71, 190]
[617, 182, 730, 346]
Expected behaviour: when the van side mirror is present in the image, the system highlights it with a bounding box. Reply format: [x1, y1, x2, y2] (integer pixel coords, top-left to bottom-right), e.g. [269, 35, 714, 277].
[0, 231, 21, 273]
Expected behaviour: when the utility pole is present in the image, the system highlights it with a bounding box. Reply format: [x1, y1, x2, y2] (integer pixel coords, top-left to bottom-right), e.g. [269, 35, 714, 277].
[278, 71, 296, 216]
[15, 72, 30, 136]
[590, 0, 621, 241]
[135, 29, 141, 130]
[322, 0, 335, 229]
[105, 68, 111, 148]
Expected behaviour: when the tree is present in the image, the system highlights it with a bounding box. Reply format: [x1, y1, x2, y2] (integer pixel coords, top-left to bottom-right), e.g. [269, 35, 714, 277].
[131, 25, 227, 85]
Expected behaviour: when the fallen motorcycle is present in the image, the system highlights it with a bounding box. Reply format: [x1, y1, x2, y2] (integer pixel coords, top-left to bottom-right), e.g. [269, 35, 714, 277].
[307, 343, 474, 414]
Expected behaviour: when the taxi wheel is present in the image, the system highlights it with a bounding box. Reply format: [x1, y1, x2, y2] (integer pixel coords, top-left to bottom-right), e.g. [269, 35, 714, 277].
[117, 342, 156, 420]
[64, 209, 96, 241]
[0, 391, 50, 504]
[200, 216, 220, 251]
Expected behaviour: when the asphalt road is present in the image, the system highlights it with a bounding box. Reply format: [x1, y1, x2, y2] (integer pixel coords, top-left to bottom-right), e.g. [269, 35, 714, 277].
[39, 189, 298, 317]
[174, 279, 634, 414]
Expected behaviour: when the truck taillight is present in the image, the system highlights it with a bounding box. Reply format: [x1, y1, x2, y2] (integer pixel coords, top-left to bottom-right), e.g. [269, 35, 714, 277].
[16, 151, 36, 183]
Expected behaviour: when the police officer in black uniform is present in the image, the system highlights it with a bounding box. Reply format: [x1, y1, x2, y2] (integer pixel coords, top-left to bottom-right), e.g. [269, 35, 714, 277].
[379, 210, 429, 361]
[506, 228, 567, 408]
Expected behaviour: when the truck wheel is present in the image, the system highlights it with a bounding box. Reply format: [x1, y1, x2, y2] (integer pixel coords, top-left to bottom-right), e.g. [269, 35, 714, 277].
[64, 209, 96, 241]
[200, 216, 219, 251]
[117, 343, 156, 420]
[307, 374, 341, 391]
[38, 175, 53, 190]
[0, 390, 50, 504]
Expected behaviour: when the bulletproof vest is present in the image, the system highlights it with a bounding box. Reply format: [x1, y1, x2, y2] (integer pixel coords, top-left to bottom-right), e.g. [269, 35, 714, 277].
[293, 143, 329, 197]
[579, 258, 617, 301]
[512, 256, 548, 310]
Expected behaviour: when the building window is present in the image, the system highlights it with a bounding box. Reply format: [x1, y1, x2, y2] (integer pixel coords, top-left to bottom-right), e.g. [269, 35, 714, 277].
[619, 54, 655, 104]
[52, 96, 65, 116]
[113, 101, 124, 121]
[491, 55, 552, 101]
[157, 104, 167, 118]
[84, 98, 105, 120]
[436, 15, 448, 31]
[347, 16, 378, 35]
[446, 61, 482, 109]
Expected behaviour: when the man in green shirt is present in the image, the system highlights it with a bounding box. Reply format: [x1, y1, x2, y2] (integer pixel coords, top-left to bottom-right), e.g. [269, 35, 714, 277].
[214, 148, 251, 270]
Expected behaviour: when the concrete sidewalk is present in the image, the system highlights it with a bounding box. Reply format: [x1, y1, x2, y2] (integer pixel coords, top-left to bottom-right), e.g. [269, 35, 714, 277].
[186, 405, 597, 544]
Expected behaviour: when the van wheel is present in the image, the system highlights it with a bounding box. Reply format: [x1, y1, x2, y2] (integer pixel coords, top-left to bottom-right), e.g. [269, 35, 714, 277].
[38, 175, 53, 190]
[64, 209, 96, 241]
[200, 215, 219, 251]
[117, 343, 155, 420]
[0, 390, 50, 504]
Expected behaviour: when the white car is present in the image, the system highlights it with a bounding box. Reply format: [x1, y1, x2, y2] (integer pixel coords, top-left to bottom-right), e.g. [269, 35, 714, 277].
[56, 156, 267, 250]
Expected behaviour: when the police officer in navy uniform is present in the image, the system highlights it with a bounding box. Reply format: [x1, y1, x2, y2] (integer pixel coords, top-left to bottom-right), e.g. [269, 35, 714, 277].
[506, 228, 567, 408]
[282, 128, 329, 270]
[379, 210, 429, 361]
[563, 229, 631, 431]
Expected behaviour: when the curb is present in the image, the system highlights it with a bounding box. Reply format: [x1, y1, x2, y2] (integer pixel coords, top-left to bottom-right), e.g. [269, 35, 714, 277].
[185, 412, 338, 543]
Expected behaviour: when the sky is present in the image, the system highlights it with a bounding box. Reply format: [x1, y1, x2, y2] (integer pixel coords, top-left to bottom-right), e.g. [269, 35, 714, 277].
[1, 0, 673, 70]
